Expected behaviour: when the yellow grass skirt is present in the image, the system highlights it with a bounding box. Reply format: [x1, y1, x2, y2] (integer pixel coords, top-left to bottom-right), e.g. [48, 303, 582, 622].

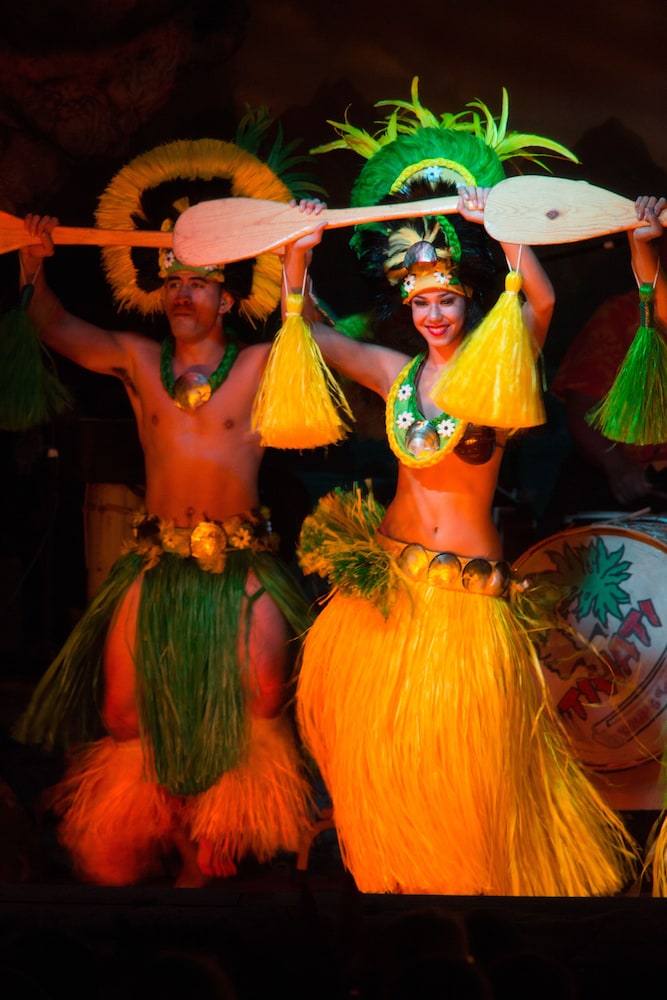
[296, 495, 638, 896]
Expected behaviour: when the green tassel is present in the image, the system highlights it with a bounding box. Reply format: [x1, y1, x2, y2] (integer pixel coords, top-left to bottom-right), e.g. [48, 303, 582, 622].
[297, 486, 402, 617]
[0, 284, 73, 431]
[587, 283, 667, 445]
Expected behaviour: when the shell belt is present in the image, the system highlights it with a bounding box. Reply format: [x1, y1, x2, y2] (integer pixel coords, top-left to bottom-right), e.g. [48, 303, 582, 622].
[130, 512, 278, 574]
[376, 532, 511, 598]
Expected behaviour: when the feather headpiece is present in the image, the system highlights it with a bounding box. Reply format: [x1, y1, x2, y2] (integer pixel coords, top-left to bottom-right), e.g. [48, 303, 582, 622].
[96, 108, 324, 325]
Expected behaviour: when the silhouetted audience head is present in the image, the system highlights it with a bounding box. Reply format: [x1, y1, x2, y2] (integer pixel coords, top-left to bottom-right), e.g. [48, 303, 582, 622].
[345, 905, 490, 999]
[486, 949, 577, 1000]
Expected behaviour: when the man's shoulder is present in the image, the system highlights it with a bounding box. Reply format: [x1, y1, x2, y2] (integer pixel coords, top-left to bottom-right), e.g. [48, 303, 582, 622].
[118, 330, 161, 355]
[233, 340, 271, 369]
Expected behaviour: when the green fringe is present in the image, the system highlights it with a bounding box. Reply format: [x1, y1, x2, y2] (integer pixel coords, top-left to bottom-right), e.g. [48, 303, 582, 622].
[137, 551, 313, 795]
[587, 284, 667, 445]
[14, 553, 144, 750]
[298, 487, 404, 617]
[15, 546, 313, 797]
[137, 553, 249, 794]
[0, 295, 73, 431]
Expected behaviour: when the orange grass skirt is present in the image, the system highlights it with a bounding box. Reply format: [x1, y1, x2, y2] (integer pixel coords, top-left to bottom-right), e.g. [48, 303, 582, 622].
[50, 715, 313, 885]
[296, 556, 638, 896]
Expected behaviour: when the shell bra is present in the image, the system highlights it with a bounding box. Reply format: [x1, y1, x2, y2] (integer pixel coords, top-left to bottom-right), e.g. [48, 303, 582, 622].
[386, 354, 497, 469]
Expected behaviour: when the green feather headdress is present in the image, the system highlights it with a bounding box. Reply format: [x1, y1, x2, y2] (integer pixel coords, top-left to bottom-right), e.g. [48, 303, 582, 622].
[313, 77, 578, 206]
[311, 79, 579, 431]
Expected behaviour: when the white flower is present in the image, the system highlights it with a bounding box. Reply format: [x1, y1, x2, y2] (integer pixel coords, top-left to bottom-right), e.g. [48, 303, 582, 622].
[397, 411, 416, 430]
[397, 384, 413, 401]
[436, 418, 457, 438]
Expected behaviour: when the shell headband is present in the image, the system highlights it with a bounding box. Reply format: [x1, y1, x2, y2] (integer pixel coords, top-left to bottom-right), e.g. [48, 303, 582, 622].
[383, 216, 470, 303]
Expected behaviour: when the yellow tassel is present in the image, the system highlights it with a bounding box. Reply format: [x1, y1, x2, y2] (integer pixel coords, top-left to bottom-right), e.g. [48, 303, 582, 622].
[251, 293, 353, 448]
[433, 271, 545, 429]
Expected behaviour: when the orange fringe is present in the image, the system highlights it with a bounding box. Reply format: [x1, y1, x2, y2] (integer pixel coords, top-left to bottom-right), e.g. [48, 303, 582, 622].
[186, 714, 314, 864]
[48, 714, 314, 885]
[49, 738, 175, 886]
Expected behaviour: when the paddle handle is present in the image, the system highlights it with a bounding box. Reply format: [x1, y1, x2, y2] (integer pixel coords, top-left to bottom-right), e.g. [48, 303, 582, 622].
[0, 211, 173, 255]
[310, 196, 460, 229]
[50, 226, 173, 250]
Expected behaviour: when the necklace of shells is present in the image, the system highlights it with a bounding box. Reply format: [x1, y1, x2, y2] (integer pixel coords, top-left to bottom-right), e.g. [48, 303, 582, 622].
[160, 335, 239, 411]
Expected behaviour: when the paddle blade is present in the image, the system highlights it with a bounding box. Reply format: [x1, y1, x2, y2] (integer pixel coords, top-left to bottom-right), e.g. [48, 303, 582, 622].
[0, 212, 38, 254]
[484, 175, 667, 245]
[173, 199, 314, 264]
[172, 194, 461, 265]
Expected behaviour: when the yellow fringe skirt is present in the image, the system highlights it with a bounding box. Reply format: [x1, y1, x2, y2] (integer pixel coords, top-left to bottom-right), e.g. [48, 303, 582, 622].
[645, 812, 667, 896]
[297, 503, 637, 896]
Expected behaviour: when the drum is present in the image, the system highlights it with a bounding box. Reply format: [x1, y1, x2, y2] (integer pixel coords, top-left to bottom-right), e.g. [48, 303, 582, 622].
[83, 482, 144, 602]
[513, 517, 667, 773]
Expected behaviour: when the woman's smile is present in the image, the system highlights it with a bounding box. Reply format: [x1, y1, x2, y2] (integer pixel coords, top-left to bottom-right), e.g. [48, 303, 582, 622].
[411, 289, 467, 349]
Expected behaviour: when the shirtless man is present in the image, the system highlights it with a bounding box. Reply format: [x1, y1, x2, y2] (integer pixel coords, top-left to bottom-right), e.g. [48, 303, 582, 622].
[16, 212, 315, 886]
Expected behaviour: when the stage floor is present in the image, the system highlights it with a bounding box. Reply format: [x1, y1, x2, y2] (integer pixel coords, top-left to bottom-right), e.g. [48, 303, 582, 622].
[2, 878, 667, 999]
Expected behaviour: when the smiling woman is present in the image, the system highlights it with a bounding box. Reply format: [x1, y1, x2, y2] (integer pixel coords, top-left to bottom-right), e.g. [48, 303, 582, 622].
[273, 82, 641, 897]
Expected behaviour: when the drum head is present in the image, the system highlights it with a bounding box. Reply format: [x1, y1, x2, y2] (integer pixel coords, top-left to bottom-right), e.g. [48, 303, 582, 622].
[514, 518, 667, 772]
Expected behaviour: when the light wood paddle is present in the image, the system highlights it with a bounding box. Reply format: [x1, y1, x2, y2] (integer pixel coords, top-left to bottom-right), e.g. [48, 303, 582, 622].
[483, 175, 667, 245]
[172, 175, 667, 262]
[0, 213, 173, 255]
[2, 176, 664, 261]
[172, 195, 458, 264]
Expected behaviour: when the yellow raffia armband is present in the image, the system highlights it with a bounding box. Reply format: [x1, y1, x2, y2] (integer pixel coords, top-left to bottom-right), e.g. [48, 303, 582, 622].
[432, 270, 545, 429]
[251, 293, 353, 448]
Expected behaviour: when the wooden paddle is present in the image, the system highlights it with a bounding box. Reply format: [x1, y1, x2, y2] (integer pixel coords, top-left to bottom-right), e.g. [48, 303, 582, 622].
[171, 195, 458, 264]
[172, 176, 667, 263]
[483, 175, 667, 245]
[0, 213, 173, 256]
[2, 175, 664, 260]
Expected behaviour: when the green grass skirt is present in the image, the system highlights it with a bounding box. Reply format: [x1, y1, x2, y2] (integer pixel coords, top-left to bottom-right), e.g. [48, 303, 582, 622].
[15, 548, 313, 796]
